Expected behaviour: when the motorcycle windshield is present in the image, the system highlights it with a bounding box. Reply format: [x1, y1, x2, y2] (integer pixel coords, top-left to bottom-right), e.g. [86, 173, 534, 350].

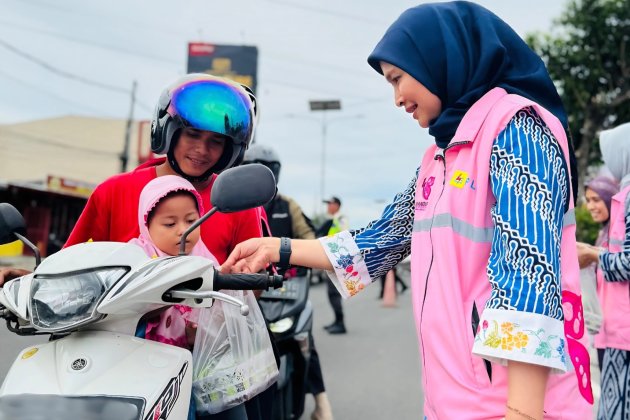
[0, 394, 144, 420]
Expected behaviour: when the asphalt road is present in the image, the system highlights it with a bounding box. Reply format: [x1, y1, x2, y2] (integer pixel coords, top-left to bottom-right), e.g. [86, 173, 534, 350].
[0, 270, 425, 419]
[301, 275, 424, 419]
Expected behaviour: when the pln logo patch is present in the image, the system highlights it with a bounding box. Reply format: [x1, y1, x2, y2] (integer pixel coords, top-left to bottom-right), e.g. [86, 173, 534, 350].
[450, 170, 469, 188]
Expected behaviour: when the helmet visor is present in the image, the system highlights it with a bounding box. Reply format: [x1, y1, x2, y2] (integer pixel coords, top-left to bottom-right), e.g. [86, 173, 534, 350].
[169, 78, 253, 145]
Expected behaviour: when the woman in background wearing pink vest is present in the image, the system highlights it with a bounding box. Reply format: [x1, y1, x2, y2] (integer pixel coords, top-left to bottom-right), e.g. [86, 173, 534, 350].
[578, 122, 630, 420]
[222, 2, 592, 419]
[582, 175, 619, 369]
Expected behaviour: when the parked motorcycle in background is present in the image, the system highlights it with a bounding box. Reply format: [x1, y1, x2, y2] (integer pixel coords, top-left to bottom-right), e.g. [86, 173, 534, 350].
[259, 268, 313, 420]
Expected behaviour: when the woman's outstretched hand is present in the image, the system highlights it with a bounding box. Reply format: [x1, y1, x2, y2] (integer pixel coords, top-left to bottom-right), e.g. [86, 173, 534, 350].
[221, 237, 281, 273]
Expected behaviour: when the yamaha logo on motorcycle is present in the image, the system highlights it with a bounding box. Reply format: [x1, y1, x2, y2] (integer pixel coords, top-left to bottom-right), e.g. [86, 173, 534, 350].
[70, 358, 88, 371]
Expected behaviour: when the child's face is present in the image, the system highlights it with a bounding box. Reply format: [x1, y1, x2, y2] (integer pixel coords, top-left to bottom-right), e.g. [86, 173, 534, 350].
[584, 188, 609, 223]
[380, 62, 441, 128]
[174, 128, 227, 177]
[148, 194, 201, 256]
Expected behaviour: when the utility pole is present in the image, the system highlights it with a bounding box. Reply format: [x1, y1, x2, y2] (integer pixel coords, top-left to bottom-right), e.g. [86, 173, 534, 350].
[309, 100, 341, 206]
[120, 80, 137, 173]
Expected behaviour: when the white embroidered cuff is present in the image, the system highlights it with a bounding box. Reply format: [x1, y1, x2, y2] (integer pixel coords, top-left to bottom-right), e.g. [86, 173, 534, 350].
[472, 308, 569, 374]
[318, 231, 372, 299]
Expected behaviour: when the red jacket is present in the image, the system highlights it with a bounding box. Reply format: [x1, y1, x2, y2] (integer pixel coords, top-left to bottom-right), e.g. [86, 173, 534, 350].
[65, 158, 262, 263]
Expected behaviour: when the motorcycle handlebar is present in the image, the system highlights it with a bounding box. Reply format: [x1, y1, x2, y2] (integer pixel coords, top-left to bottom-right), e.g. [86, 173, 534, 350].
[213, 269, 284, 291]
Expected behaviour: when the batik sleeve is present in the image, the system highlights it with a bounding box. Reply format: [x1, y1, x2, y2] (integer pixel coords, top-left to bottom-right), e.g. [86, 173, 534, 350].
[318, 170, 416, 298]
[472, 107, 571, 373]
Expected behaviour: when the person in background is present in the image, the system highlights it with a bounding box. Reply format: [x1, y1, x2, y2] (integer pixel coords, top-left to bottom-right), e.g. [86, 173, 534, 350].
[316, 196, 349, 335]
[243, 144, 334, 420]
[221, 2, 593, 418]
[582, 175, 619, 368]
[577, 122, 630, 420]
[379, 266, 408, 299]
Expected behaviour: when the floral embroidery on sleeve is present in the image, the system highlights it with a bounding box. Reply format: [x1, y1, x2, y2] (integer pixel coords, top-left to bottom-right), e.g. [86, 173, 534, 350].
[319, 231, 372, 298]
[472, 308, 569, 373]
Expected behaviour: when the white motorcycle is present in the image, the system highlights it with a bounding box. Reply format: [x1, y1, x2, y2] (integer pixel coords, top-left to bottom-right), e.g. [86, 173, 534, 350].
[0, 164, 282, 420]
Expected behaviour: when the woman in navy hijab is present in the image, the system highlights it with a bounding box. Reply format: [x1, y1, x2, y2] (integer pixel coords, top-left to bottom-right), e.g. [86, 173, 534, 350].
[222, 3, 591, 419]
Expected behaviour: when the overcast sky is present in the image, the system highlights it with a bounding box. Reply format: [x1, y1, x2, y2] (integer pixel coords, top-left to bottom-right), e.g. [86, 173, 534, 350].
[1, 0, 568, 228]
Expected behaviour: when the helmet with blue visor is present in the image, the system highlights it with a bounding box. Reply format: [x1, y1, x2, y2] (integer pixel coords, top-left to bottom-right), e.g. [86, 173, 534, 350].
[151, 73, 258, 182]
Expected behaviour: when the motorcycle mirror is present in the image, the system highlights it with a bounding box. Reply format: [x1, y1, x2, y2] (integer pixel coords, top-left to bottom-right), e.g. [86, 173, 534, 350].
[0, 203, 41, 267]
[211, 164, 277, 213]
[179, 164, 277, 255]
[0, 203, 26, 245]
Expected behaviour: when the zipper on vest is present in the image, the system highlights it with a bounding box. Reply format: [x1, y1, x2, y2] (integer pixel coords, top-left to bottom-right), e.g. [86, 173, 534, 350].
[446, 140, 470, 150]
[420, 142, 471, 387]
[419, 149, 449, 383]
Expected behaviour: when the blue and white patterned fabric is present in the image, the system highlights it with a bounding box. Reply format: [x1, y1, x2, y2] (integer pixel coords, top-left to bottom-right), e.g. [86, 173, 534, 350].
[323, 107, 568, 317]
[349, 170, 417, 280]
[486, 107, 567, 319]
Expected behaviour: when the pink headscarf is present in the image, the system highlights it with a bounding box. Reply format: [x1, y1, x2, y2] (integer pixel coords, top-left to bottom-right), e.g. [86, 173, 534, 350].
[585, 175, 619, 247]
[131, 176, 219, 349]
[129, 175, 218, 264]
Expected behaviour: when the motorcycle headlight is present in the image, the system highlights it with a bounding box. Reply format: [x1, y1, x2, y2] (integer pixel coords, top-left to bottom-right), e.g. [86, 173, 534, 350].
[269, 317, 294, 334]
[29, 267, 128, 332]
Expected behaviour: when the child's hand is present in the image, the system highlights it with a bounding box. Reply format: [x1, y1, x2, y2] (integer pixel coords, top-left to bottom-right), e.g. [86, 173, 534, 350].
[185, 322, 198, 347]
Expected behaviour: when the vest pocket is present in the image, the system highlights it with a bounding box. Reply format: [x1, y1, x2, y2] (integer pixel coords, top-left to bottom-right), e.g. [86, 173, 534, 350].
[471, 302, 493, 383]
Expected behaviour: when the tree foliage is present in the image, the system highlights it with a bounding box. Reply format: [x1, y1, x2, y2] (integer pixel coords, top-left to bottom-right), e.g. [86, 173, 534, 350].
[526, 0, 630, 180]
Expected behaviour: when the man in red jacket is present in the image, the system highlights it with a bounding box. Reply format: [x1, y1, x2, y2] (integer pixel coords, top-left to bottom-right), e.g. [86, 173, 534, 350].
[0, 74, 270, 420]
[65, 74, 261, 262]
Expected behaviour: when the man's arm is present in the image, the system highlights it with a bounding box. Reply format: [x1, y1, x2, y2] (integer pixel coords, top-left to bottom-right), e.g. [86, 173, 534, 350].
[286, 197, 316, 240]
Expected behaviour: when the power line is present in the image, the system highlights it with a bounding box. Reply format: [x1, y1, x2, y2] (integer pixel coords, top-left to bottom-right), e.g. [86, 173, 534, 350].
[0, 19, 181, 66]
[264, 0, 390, 25]
[0, 127, 121, 157]
[0, 17, 376, 86]
[0, 6, 386, 109]
[0, 39, 157, 114]
[0, 68, 115, 116]
[6, 0, 193, 42]
[0, 20, 382, 105]
[0, 39, 131, 94]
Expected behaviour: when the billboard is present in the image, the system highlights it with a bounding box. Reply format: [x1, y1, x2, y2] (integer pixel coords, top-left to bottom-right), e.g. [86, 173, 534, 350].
[187, 43, 258, 93]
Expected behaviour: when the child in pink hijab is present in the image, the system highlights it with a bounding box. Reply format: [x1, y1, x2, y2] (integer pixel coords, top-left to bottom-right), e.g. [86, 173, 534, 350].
[130, 175, 219, 349]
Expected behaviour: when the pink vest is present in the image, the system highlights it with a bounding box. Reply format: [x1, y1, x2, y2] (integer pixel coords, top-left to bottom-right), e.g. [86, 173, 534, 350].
[593, 233, 609, 350]
[412, 88, 592, 419]
[600, 185, 630, 351]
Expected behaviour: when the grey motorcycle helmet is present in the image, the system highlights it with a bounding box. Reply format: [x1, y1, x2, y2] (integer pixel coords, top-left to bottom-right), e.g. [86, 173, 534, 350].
[243, 143, 281, 182]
